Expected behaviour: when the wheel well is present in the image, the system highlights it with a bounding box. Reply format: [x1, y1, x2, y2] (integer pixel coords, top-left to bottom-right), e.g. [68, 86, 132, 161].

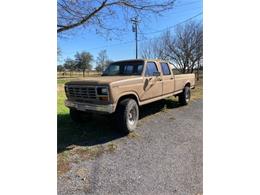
[116, 94, 139, 107]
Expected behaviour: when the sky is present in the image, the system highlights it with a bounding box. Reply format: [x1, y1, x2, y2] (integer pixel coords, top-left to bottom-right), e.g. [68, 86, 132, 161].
[58, 0, 203, 67]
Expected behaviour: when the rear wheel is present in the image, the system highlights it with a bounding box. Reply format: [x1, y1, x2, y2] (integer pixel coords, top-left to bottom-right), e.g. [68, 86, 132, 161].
[179, 86, 191, 105]
[116, 98, 139, 134]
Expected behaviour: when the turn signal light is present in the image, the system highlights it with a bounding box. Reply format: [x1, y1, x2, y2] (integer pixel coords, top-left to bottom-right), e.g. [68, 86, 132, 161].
[99, 96, 108, 101]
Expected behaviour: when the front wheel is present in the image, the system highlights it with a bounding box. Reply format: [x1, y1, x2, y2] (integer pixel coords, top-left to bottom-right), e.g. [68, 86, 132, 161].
[178, 86, 191, 105]
[116, 99, 139, 134]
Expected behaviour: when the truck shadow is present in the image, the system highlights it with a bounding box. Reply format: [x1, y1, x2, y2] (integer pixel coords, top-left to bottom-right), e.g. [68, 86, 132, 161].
[139, 98, 180, 119]
[57, 98, 180, 153]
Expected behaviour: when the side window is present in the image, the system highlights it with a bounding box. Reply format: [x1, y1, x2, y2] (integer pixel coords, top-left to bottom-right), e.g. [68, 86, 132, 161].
[145, 62, 158, 76]
[160, 63, 171, 75]
[137, 64, 143, 74]
[124, 65, 134, 74]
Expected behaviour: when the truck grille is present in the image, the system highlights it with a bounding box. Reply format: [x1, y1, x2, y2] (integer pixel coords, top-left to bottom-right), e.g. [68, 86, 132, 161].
[67, 86, 97, 100]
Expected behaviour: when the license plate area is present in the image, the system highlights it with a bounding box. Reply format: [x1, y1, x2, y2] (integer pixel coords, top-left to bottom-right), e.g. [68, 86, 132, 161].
[75, 103, 86, 111]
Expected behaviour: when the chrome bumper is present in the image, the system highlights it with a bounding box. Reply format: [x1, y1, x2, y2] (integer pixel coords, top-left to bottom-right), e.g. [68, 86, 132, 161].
[65, 100, 114, 114]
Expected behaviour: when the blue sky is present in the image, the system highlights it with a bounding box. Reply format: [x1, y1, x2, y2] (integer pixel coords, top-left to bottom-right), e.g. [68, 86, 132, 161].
[58, 0, 202, 67]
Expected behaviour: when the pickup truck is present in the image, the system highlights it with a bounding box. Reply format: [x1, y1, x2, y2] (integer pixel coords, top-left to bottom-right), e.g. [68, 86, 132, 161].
[64, 59, 195, 133]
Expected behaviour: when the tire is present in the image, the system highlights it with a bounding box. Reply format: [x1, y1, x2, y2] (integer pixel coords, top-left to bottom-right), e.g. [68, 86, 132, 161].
[69, 109, 91, 122]
[116, 98, 139, 134]
[179, 86, 191, 105]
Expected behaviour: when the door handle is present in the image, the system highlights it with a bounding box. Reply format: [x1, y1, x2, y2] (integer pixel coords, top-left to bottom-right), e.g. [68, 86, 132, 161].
[170, 77, 174, 80]
[157, 78, 162, 81]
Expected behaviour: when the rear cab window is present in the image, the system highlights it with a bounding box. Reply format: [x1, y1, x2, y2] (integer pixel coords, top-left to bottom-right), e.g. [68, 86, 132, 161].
[145, 62, 158, 76]
[160, 62, 171, 76]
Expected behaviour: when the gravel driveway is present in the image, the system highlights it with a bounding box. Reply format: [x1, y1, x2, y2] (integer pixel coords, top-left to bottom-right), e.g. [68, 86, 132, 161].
[58, 99, 203, 195]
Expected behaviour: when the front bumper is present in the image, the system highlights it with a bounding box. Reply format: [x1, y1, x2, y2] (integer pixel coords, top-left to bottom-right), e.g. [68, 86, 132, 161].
[65, 100, 115, 114]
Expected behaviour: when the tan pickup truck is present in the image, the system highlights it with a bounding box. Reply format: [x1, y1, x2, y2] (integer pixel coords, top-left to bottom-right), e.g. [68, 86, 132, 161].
[64, 59, 195, 133]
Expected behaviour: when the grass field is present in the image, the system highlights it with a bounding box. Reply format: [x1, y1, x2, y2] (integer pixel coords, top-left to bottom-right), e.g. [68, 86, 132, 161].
[57, 76, 203, 175]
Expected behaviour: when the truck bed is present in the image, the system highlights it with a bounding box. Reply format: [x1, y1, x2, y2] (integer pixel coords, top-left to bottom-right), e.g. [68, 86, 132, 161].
[174, 73, 195, 92]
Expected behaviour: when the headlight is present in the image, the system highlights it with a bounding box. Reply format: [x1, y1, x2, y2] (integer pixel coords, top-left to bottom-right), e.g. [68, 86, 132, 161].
[101, 88, 108, 94]
[97, 87, 108, 95]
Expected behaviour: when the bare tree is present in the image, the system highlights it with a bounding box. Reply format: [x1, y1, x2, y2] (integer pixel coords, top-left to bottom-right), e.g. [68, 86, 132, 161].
[58, 0, 175, 34]
[196, 59, 203, 80]
[140, 38, 166, 59]
[164, 21, 203, 73]
[140, 21, 202, 73]
[95, 50, 111, 72]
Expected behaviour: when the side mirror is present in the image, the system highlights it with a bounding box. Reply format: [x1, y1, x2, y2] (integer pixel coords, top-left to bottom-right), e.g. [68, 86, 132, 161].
[153, 71, 161, 77]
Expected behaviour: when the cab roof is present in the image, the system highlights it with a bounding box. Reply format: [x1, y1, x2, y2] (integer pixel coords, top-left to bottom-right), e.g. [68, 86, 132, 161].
[113, 58, 169, 63]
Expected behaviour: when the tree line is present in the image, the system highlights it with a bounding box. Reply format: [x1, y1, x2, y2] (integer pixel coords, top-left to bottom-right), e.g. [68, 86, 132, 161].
[57, 50, 112, 77]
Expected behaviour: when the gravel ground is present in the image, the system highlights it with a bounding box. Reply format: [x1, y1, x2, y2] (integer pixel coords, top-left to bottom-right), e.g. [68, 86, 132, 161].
[58, 99, 203, 195]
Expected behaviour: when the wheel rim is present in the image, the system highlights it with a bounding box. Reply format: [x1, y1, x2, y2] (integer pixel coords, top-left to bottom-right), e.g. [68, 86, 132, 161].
[128, 106, 137, 126]
[186, 89, 190, 102]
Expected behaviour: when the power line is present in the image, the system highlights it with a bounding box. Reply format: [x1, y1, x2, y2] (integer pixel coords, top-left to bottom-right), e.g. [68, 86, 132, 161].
[86, 12, 202, 51]
[141, 12, 202, 35]
[87, 40, 134, 50]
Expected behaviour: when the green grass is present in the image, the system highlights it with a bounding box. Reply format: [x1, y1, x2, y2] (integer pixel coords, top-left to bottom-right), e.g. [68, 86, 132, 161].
[57, 78, 79, 85]
[57, 79, 68, 85]
[57, 77, 82, 113]
[57, 89, 68, 114]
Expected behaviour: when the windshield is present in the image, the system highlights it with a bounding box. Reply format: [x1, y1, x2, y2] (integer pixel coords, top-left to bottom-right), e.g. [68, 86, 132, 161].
[102, 60, 144, 76]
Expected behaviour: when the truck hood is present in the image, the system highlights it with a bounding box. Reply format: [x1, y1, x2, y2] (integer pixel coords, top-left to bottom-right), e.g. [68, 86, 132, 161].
[65, 76, 142, 86]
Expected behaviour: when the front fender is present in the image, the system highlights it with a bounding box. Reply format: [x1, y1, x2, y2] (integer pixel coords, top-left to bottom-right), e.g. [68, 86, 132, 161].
[115, 91, 140, 105]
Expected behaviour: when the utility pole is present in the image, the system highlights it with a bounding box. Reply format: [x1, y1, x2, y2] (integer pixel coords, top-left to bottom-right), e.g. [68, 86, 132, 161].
[131, 17, 140, 59]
